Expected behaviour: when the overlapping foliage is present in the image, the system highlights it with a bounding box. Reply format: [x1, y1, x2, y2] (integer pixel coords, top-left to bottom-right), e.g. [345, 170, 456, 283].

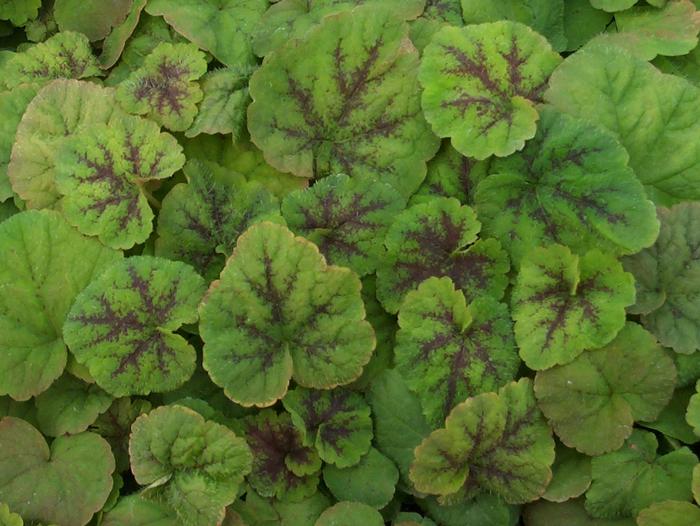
[1, 1, 700, 525]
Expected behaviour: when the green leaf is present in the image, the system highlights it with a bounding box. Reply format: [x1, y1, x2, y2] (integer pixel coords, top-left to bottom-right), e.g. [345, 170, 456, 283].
[0, 210, 121, 401]
[562, 0, 612, 50]
[591, 0, 700, 61]
[239, 409, 321, 501]
[129, 405, 251, 526]
[475, 107, 659, 265]
[534, 323, 676, 455]
[394, 512, 436, 526]
[116, 42, 207, 131]
[0, 397, 37, 428]
[156, 159, 280, 281]
[409, 0, 463, 52]
[585, 430, 697, 518]
[636, 501, 700, 526]
[623, 203, 700, 354]
[512, 244, 635, 370]
[99, 0, 149, 69]
[63, 256, 207, 397]
[185, 67, 251, 139]
[640, 386, 698, 445]
[323, 447, 399, 509]
[9, 79, 119, 209]
[523, 498, 635, 526]
[686, 380, 700, 436]
[55, 113, 185, 249]
[0, 0, 40, 26]
[419, 493, 520, 526]
[35, 374, 113, 437]
[54, 0, 132, 41]
[247, 5, 439, 198]
[460, 0, 567, 51]
[0, 84, 39, 202]
[419, 21, 562, 159]
[411, 142, 490, 206]
[694, 463, 700, 503]
[253, 0, 426, 57]
[282, 387, 373, 468]
[654, 42, 700, 86]
[199, 222, 375, 407]
[0, 503, 22, 526]
[314, 502, 384, 526]
[395, 276, 519, 427]
[101, 495, 178, 526]
[231, 490, 331, 526]
[376, 198, 509, 314]
[0, 417, 115, 526]
[410, 378, 555, 504]
[2, 32, 101, 90]
[146, 0, 267, 69]
[542, 443, 592, 503]
[368, 370, 431, 489]
[545, 43, 700, 205]
[282, 174, 406, 277]
[590, 0, 638, 11]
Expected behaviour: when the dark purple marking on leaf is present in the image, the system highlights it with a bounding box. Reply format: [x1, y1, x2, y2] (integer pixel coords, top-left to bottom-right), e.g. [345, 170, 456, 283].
[134, 59, 189, 116]
[298, 390, 355, 453]
[21, 41, 89, 80]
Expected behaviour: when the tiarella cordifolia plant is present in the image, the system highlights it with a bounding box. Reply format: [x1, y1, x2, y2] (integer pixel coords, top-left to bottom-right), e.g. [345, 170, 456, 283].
[2, 1, 700, 525]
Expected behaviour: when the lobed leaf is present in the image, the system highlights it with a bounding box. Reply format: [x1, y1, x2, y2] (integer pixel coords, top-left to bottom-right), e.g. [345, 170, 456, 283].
[247, 5, 439, 197]
[55, 113, 185, 249]
[512, 244, 635, 370]
[395, 276, 519, 427]
[129, 405, 252, 526]
[376, 197, 509, 314]
[0, 417, 115, 526]
[535, 323, 676, 455]
[410, 378, 555, 505]
[63, 256, 207, 397]
[475, 107, 659, 265]
[0, 210, 121, 401]
[282, 387, 373, 468]
[0, 0, 40, 26]
[199, 222, 375, 407]
[419, 21, 562, 159]
[282, 173, 406, 276]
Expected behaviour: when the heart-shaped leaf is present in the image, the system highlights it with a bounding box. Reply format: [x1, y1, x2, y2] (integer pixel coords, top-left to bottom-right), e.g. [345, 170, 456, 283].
[512, 244, 635, 370]
[247, 5, 439, 197]
[0, 210, 121, 401]
[376, 197, 509, 314]
[64, 256, 207, 397]
[395, 276, 519, 427]
[0, 417, 115, 526]
[535, 323, 676, 455]
[199, 222, 375, 407]
[130, 405, 252, 526]
[419, 21, 561, 159]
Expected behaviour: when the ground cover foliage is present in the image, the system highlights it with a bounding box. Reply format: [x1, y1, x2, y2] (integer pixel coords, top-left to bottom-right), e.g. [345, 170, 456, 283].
[1, 1, 700, 525]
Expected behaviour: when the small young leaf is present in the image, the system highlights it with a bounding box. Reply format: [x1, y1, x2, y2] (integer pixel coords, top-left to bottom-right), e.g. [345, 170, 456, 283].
[636, 501, 700, 526]
[545, 44, 700, 205]
[35, 374, 113, 437]
[156, 159, 280, 280]
[239, 410, 321, 501]
[282, 174, 406, 276]
[130, 405, 252, 526]
[9, 79, 119, 209]
[585, 430, 697, 518]
[247, 5, 439, 197]
[55, 114, 185, 249]
[282, 387, 373, 468]
[512, 244, 635, 370]
[542, 443, 592, 503]
[200, 222, 375, 407]
[0, 503, 22, 526]
[376, 198, 509, 314]
[623, 203, 700, 354]
[54, 0, 132, 42]
[0, 417, 115, 526]
[116, 42, 207, 131]
[2, 32, 100, 90]
[475, 107, 659, 264]
[146, 0, 267, 69]
[395, 276, 519, 427]
[323, 447, 399, 509]
[315, 502, 384, 526]
[410, 378, 555, 504]
[419, 21, 562, 159]
[64, 256, 207, 397]
[253, 0, 426, 57]
[0, 0, 40, 26]
[0, 210, 121, 401]
[535, 323, 676, 455]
